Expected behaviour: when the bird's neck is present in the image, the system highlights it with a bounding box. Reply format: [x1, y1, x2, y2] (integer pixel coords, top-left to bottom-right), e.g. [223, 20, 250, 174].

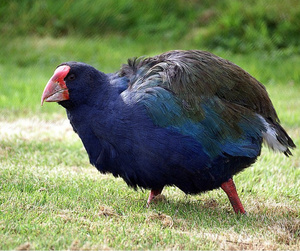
[65, 94, 131, 169]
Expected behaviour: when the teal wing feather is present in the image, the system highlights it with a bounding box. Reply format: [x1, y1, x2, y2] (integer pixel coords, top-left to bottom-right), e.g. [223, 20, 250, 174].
[119, 50, 294, 157]
[120, 50, 279, 121]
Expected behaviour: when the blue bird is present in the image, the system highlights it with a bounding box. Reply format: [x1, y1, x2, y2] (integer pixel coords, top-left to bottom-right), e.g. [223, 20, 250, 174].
[41, 50, 295, 214]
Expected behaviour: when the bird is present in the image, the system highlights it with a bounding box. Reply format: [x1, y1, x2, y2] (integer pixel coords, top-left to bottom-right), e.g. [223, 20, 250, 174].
[41, 50, 295, 214]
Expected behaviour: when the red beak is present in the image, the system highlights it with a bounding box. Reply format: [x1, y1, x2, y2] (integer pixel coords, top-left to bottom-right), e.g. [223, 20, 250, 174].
[41, 65, 71, 105]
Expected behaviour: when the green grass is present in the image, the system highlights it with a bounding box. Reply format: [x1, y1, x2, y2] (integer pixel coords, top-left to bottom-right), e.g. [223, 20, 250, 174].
[1, 35, 300, 118]
[0, 35, 299, 249]
[1, 0, 300, 53]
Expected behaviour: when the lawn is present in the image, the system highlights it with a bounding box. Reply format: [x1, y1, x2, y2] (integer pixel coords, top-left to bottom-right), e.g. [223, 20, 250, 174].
[0, 36, 299, 250]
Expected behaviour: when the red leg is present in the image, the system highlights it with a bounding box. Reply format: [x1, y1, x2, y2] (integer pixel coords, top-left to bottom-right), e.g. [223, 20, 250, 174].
[221, 178, 246, 214]
[147, 188, 163, 207]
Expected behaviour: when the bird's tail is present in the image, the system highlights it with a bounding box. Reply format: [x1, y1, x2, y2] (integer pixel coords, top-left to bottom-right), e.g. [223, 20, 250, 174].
[259, 115, 296, 156]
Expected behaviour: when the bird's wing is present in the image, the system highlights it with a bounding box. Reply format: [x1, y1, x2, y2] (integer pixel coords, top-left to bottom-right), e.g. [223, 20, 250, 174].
[120, 50, 268, 158]
[121, 50, 279, 122]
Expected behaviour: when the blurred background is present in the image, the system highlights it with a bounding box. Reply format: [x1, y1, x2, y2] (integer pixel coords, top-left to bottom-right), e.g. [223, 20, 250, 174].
[0, 0, 299, 117]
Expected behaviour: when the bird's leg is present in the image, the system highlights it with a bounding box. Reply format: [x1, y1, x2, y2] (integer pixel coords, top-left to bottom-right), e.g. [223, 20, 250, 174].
[221, 178, 246, 214]
[146, 188, 163, 207]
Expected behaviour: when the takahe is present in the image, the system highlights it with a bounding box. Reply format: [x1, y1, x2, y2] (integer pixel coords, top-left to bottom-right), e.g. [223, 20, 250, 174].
[41, 50, 295, 214]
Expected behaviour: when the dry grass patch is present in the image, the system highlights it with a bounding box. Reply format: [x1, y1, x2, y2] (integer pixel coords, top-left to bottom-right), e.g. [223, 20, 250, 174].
[16, 242, 31, 251]
[0, 116, 75, 142]
[146, 212, 174, 228]
[273, 218, 300, 245]
[98, 205, 120, 217]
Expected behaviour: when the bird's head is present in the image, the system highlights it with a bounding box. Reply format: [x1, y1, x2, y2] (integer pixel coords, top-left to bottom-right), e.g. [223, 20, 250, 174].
[41, 62, 109, 109]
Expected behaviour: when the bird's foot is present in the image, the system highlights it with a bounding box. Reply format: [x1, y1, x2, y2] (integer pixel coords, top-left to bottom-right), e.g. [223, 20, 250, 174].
[146, 188, 164, 207]
[221, 178, 246, 214]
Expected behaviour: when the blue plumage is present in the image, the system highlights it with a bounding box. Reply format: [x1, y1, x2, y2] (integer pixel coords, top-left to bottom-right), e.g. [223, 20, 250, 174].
[41, 50, 295, 213]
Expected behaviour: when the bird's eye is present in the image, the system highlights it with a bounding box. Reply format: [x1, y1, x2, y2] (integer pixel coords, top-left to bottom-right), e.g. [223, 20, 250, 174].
[67, 74, 76, 81]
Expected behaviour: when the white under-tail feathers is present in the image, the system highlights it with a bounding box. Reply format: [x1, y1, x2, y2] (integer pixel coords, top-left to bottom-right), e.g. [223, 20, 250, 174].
[258, 115, 288, 153]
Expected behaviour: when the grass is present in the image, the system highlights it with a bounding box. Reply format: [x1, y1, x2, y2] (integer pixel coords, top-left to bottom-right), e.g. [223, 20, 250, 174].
[1, 0, 300, 53]
[0, 35, 300, 118]
[0, 35, 299, 249]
